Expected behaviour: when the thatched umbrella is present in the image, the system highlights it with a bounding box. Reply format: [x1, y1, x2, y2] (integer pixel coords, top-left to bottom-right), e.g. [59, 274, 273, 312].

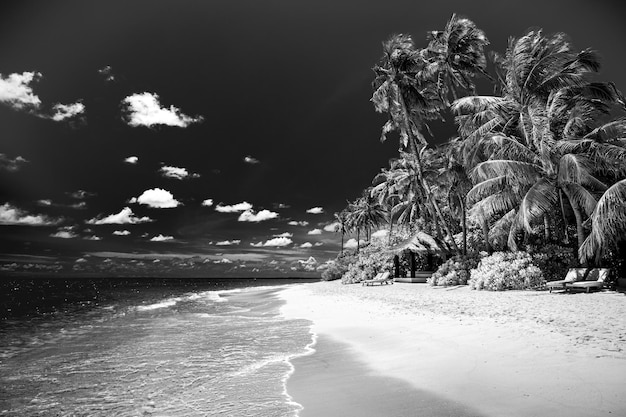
[387, 231, 446, 277]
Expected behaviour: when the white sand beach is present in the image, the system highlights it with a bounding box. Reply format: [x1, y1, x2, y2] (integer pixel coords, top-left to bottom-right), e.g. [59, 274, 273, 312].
[282, 281, 626, 417]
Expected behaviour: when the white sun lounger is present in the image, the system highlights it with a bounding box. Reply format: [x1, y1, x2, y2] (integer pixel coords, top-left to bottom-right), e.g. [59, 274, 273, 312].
[362, 271, 393, 286]
[565, 268, 611, 293]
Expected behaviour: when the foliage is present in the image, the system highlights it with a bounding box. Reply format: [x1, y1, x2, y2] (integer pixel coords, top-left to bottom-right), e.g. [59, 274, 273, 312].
[527, 244, 576, 282]
[468, 251, 545, 291]
[321, 252, 356, 281]
[428, 254, 481, 286]
[341, 242, 394, 284]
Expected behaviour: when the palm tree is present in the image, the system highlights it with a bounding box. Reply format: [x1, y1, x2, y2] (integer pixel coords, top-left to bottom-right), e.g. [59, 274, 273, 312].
[333, 210, 350, 255]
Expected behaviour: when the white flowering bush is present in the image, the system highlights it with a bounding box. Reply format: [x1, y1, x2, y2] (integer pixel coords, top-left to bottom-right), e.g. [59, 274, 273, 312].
[428, 255, 480, 286]
[341, 242, 393, 284]
[468, 251, 545, 291]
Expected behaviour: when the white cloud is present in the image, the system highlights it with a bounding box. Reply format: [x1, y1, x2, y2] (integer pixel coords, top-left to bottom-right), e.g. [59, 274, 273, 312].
[297, 256, 318, 271]
[307, 228, 322, 235]
[274, 232, 293, 238]
[129, 188, 181, 208]
[345, 238, 366, 249]
[122, 92, 203, 128]
[252, 237, 293, 247]
[314, 242, 324, 246]
[215, 201, 253, 213]
[51, 102, 85, 121]
[86, 207, 153, 225]
[37, 199, 52, 206]
[84, 235, 101, 241]
[0, 72, 42, 110]
[51, 230, 78, 239]
[159, 165, 200, 180]
[0, 154, 28, 172]
[372, 229, 389, 239]
[306, 207, 324, 214]
[324, 222, 340, 232]
[244, 156, 260, 164]
[300, 242, 313, 248]
[288, 220, 309, 226]
[0, 203, 62, 226]
[216, 240, 241, 246]
[68, 190, 94, 200]
[113, 230, 131, 236]
[150, 234, 174, 242]
[238, 209, 278, 223]
[201, 199, 214, 207]
[124, 156, 139, 164]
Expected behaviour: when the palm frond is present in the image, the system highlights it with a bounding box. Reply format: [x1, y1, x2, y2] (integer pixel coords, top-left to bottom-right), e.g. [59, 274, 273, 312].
[466, 175, 508, 205]
[470, 159, 541, 182]
[579, 179, 626, 262]
[468, 190, 520, 222]
[562, 182, 597, 216]
[518, 179, 558, 232]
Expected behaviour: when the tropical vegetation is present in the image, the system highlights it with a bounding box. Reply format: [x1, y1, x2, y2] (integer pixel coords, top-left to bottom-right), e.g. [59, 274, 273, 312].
[328, 14, 626, 289]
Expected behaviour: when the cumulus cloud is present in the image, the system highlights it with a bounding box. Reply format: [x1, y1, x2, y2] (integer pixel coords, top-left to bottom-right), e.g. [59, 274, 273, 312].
[150, 234, 174, 242]
[345, 238, 366, 249]
[0, 154, 28, 172]
[307, 228, 322, 235]
[113, 230, 131, 236]
[51, 102, 85, 121]
[0, 72, 42, 110]
[124, 156, 139, 164]
[122, 92, 203, 128]
[324, 222, 340, 232]
[251, 237, 293, 247]
[159, 165, 200, 180]
[0, 203, 62, 226]
[50, 230, 78, 239]
[244, 156, 260, 164]
[274, 232, 293, 238]
[215, 201, 253, 213]
[288, 220, 309, 226]
[37, 199, 52, 206]
[306, 207, 324, 214]
[68, 190, 95, 200]
[201, 199, 213, 207]
[86, 207, 153, 225]
[371, 229, 389, 239]
[238, 209, 278, 222]
[129, 188, 181, 208]
[84, 235, 101, 241]
[300, 242, 313, 248]
[216, 240, 241, 246]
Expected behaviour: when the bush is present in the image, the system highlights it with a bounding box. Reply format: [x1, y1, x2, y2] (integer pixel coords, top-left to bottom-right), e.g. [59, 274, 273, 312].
[341, 242, 393, 284]
[527, 244, 576, 282]
[321, 252, 356, 281]
[428, 254, 480, 286]
[468, 251, 545, 291]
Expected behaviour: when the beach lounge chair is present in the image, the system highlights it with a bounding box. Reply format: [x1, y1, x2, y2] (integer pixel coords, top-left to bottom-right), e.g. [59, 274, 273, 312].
[565, 268, 611, 293]
[546, 268, 585, 293]
[362, 271, 393, 286]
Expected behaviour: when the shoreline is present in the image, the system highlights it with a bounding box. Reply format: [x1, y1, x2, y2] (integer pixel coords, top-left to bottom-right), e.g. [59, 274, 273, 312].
[281, 281, 626, 417]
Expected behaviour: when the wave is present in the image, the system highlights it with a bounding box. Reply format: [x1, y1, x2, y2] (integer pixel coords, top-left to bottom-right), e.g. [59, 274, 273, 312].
[136, 298, 180, 311]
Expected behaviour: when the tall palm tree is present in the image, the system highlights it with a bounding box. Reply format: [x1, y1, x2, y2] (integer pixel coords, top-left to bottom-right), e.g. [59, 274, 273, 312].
[333, 210, 350, 255]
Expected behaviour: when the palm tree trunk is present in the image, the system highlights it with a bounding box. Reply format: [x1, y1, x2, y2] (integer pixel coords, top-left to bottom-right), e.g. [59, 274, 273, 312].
[356, 228, 360, 254]
[481, 215, 493, 254]
[561, 187, 586, 262]
[461, 199, 467, 256]
[559, 190, 570, 244]
[341, 228, 344, 255]
[543, 214, 550, 242]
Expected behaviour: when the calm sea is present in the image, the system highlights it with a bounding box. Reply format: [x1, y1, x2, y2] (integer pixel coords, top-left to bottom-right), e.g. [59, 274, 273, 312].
[0, 278, 316, 416]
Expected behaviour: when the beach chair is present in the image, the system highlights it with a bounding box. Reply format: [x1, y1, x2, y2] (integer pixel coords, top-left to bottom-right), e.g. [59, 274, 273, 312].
[362, 271, 393, 286]
[546, 268, 585, 293]
[565, 268, 611, 293]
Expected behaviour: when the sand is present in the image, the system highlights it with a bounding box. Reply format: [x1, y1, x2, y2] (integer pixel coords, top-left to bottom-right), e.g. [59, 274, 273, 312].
[281, 281, 626, 417]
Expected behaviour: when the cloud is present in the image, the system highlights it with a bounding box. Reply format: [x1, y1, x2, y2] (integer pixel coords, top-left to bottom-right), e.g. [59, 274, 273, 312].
[201, 199, 213, 207]
[51, 102, 85, 121]
[244, 156, 260, 164]
[307, 228, 322, 235]
[251, 237, 293, 247]
[216, 240, 241, 246]
[129, 188, 181, 208]
[84, 235, 101, 241]
[324, 222, 340, 232]
[98, 65, 115, 82]
[215, 201, 253, 213]
[150, 234, 174, 242]
[159, 165, 200, 180]
[297, 256, 318, 271]
[238, 209, 278, 222]
[0, 72, 42, 110]
[306, 207, 324, 214]
[0, 154, 28, 172]
[288, 220, 309, 226]
[68, 190, 95, 200]
[371, 229, 388, 239]
[86, 207, 153, 225]
[274, 232, 293, 238]
[122, 92, 203, 128]
[37, 199, 52, 206]
[214, 257, 233, 264]
[300, 242, 313, 248]
[314, 242, 324, 246]
[124, 156, 139, 164]
[0, 203, 62, 226]
[50, 230, 78, 239]
[113, 230, 131, 236]
[345, 238, 366, 249]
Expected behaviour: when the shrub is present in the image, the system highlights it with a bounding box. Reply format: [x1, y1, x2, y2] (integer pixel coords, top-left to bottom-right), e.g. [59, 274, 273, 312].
[321, 252, 356, 281]
[468, 251, 545, 291]
[341, 242, 393, 284]
[428, 254, 480, 286]
[527, 244, 576, 282]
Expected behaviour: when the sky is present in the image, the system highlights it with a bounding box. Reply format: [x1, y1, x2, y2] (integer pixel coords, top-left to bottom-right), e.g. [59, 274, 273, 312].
[1, 0, 625, 277]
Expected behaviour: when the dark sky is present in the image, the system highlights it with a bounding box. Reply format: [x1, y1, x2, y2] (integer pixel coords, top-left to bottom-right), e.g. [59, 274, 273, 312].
[1, 0, 625, 277]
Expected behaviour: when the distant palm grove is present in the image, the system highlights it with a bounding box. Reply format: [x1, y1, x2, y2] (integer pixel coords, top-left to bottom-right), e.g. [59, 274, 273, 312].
[327, 14, 626, 286]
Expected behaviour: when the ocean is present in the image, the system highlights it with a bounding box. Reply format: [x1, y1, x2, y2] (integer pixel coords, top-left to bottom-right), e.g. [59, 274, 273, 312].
[0, 278, 316, 416]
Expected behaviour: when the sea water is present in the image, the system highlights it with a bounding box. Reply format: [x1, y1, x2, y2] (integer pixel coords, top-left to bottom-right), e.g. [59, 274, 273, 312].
[0, 278, 316, 416]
